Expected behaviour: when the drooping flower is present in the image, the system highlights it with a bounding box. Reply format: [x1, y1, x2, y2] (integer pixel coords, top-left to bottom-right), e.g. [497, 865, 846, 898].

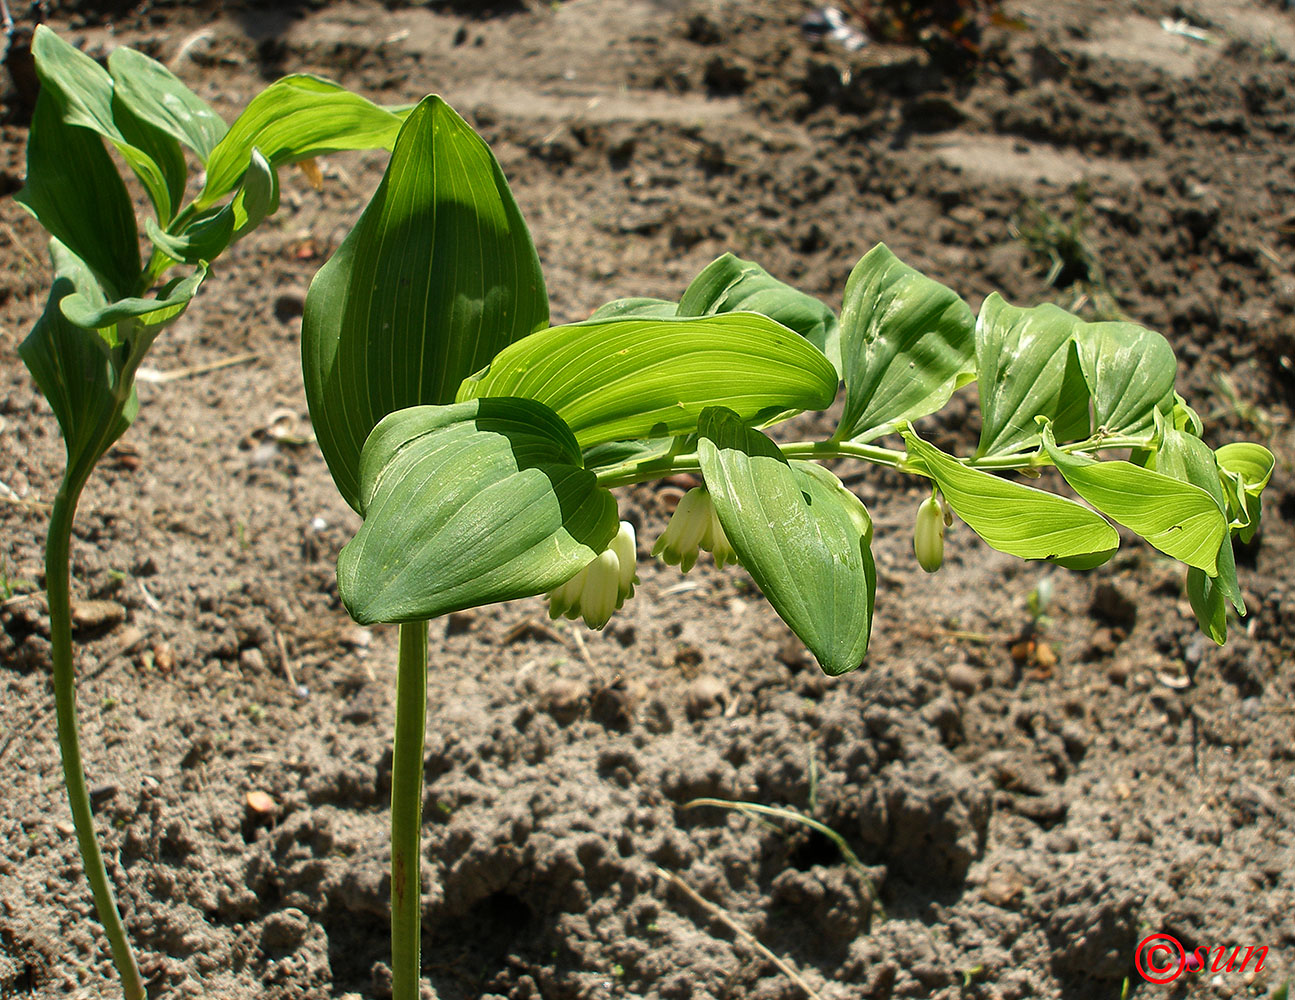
[653, 487, 737, 572]
[547, 521, 638, 629]
[913, 494, 945, 573]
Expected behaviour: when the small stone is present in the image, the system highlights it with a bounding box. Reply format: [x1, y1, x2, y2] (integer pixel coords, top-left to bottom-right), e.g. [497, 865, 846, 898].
[341, 626, 373, 650]
[239, 647, 266, 673]
[946, 662, 983, 694]
[260, 907, 309, 951]
[246, 790, 277, 815]
[542, 678, 585, 726]
[152, 642, 175, 673]
[684, 676, 728, 720]
[1106, 658, 1132, 685]
[71, 600, 125, 632]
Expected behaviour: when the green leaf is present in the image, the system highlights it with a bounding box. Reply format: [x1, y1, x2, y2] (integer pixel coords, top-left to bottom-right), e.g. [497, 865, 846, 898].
[113, 95, 187, 224]
[1152, 426, 1244, 619]
[16, 90, 140, 299]
[302, 96, 549, 512]
[107, 45, 228, 161]
[1073, 319, 1176, 437]
[199, 75, 405, 207]
[18, 241, 137, 484]
[1216, 442, 1274, 544]
[588, 297, 679, 320]
[337, 398, 618, 624]
[61, 265, 207, 332]
[903, 429, 1118, 569]
[975, 295, 1090, 458]
[678, 254, 840, 372]
[29, 27, 183, 225]
[1042, 425, 1226, 574]
[145, 149, 276, 264]
[697, 407, 875, 676]
[458, 314, 839, 450]
[1187, 568, 1227, 645]
[838, 244, 976, 440]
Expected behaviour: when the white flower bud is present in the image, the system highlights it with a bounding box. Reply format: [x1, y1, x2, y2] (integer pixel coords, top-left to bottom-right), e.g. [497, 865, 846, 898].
[652, 488, 714, 573]
[546, 520, 638, 630]
[914, 495, 945, 573]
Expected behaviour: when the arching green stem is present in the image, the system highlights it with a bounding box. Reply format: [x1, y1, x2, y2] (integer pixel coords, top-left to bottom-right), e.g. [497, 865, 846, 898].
[391, 619, 429, 1000]
[47, 473, 145, 1000]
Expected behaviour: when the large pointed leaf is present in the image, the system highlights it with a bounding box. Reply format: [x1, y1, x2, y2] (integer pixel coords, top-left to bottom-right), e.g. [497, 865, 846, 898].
[677, 254, 840, 372]
[108, 45, 227, 161]
[198, 75, 405, 207]
[302, 96, 549, 512]
[457, 314, 838, 449]
[903, 430, 1118, 569]
[1073, 319, 1176, 437]
[1042, 425, 1226, 574]
[697, 407, 875, 676]
[19, 242, 137, 485]
[975, 295, 1090, 458]
[338, 398, 617, 624]
[838, 244, 976, 440]
[16, 90, 140, 299]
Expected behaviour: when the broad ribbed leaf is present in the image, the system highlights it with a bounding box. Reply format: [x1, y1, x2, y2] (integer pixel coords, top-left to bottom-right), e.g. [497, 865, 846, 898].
[839, 244, 975, 440]
[199, 75, 405, 207]
[338, 398, 617, 624]
[903, 430, 1118, 569]
[458, 314, 838, 449]
[1073, 319, 1176, 436]
[697, 407, 875, 676]
[303, 96, 548, 512]
[589, 298, 678, 320]
[1216, 442, 1274, 544]
[678, 254, 840, 372]
[975, 295, 1090, 457]
[17, 90, 139, 299]
[1042, 425, 1225, 574]
[108, 45, 227, 161]
[19, 242, 137, 484]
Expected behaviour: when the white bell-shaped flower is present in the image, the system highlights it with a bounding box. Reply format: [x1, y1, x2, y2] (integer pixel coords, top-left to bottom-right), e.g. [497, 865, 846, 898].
[546, 521, 638, 630]
[653, 487, 737, 572]
[913, 494, 945, 573]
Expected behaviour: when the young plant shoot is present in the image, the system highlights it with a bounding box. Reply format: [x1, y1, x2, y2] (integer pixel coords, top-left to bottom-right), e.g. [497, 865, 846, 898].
[17, 27, 417, 999]
[18, 27, 1275, 1000]
[300, 95, 1272, 999]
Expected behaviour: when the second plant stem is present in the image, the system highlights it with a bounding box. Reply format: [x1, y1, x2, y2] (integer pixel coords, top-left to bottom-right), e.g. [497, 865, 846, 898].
[391, 619, 429, 1000]
[47, 474, 145, 1000]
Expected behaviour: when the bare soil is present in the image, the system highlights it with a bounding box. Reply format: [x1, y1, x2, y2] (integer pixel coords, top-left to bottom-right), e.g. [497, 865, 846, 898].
[2, 1, 1294, 998]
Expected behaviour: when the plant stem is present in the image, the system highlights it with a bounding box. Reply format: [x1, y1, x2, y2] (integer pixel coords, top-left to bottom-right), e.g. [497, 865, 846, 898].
[47, 476, 145, 1000]
[391, 619, 429, 1000]
[593, 432, 1154, 489]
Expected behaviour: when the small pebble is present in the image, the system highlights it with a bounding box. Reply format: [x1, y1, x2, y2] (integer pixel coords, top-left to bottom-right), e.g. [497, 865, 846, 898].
[684, 676, 728, 720]
[946, 662, 983, 694]
[246, 790, 277, 815]
[71, 600, 125, 632]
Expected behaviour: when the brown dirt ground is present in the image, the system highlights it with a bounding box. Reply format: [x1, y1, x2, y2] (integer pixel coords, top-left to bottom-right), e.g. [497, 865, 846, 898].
[2, 1, 1294, 998]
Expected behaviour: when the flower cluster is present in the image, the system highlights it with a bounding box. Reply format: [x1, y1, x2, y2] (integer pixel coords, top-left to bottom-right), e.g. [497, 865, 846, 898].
[547, 521, 638, 629]
[652, 487, 737, 572]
